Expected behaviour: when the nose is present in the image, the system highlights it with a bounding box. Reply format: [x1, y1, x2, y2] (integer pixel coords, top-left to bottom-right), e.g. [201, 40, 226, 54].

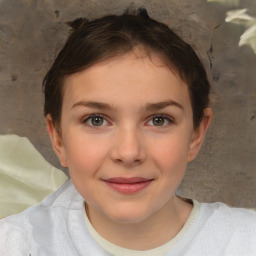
[110, 127, 146, 166]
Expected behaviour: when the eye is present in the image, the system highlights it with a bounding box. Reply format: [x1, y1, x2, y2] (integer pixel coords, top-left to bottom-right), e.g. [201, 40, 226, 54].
[83, 114, 109, 127]
[147, 115, 173, 127]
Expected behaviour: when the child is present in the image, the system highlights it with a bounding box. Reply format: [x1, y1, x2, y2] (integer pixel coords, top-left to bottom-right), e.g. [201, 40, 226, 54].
[1, 7, 256, 256]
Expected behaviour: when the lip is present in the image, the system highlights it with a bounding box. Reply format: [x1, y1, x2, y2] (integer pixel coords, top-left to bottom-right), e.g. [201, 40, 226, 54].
[102, 177, 153, 194]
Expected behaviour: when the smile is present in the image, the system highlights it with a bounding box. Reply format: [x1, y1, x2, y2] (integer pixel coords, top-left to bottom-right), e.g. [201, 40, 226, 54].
[102, 177, 154, 194]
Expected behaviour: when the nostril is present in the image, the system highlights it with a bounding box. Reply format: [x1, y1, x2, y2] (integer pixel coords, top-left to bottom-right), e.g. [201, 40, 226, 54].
[113, 157, 143, 167]
[110, 130, 147, 165]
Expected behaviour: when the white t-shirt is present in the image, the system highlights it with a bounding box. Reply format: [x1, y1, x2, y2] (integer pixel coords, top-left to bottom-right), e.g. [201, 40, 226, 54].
[1, 179, 256, 256]
[83, 199, 200, 256]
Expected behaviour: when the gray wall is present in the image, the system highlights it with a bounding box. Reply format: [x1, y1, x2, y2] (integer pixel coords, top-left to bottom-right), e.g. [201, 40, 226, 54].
[0, 0, 255, 207]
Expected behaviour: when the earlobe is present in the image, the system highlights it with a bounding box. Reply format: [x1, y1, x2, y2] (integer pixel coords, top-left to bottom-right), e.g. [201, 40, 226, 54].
[46, 114, 68, 167]
[187, 108, 212, 162]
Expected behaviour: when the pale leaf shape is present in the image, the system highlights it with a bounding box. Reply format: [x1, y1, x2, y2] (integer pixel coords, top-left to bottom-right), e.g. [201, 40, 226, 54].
[0, 135, 68, 218]
[225, 9, 254, 24]
[239, 24, 256, 54]
[225, 8, 256, 54]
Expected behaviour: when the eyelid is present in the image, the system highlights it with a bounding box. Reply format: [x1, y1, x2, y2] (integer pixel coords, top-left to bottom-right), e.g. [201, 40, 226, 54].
[81, 113, 174, 127]
[146, 114, 174, 126]
[82, 114, 111, 126]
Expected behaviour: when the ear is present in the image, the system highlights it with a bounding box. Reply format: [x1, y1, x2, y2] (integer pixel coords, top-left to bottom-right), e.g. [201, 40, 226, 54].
[46, 114, 68, 167]
[187, 108, 212, 162]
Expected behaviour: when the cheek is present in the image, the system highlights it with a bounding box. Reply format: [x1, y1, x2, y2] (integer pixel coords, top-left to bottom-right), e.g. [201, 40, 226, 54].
[64, 135, 110, 179]
[149, 135, 190, 174]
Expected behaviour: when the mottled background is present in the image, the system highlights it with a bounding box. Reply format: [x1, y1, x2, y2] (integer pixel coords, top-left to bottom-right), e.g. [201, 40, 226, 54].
[0, 0, 255, 207]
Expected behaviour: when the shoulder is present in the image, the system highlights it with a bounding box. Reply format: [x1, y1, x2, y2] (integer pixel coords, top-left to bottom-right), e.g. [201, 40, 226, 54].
[197, 202, 256, 253]
[0, 179, 82, 255]
[0, 178, 76, 224]
[176, 201, 256, 255]
[202, 201, 256, 227]
[0, 216, 29, 256]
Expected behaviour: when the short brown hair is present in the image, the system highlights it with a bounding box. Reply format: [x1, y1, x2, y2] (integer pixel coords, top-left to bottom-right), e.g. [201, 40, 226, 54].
[43, 7, 210, 129]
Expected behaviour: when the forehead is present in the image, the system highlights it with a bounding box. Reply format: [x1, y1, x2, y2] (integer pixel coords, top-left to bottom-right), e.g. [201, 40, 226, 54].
[62, 53, 191, 112]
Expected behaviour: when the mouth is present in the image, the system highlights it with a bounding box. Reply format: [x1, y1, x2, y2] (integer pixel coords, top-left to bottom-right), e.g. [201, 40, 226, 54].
[102, 177, 154, 194]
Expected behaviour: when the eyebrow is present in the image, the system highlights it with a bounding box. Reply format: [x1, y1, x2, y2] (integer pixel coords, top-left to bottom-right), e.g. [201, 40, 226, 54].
[71, 100, 113, 110]
[144, 100, 184, 112]
[71, 100, 184, 112]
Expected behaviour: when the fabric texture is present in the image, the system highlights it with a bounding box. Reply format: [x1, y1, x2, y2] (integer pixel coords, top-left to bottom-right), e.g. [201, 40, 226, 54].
[1, 179, 256, 256]
[83, 199, 200, 256]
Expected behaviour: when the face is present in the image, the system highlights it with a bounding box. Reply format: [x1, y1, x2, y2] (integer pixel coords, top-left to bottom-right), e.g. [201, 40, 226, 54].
[47, 53, 211, 225]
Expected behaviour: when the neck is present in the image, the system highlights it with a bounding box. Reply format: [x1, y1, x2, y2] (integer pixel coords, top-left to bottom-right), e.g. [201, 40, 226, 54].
[86, 196, 193, 250]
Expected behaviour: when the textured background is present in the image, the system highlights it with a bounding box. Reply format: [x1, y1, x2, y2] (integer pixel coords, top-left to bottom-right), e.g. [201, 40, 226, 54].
[0, 0, 255, 207]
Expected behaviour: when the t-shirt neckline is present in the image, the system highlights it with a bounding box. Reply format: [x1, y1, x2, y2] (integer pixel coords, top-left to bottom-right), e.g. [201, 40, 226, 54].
[83, 199, 200, 256]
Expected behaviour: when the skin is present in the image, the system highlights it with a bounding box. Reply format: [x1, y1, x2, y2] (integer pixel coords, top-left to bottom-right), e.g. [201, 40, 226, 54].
[47, 52, 212, 250]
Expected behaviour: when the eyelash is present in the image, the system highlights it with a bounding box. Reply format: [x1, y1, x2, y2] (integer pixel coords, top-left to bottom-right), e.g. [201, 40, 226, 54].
[147, 114, 174, 127]
[82, 114, 174, 127]
[82, 114, 110, 127]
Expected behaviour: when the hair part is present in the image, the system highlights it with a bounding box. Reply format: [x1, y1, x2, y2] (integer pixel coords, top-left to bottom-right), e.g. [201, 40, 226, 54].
[43, 7, 210, 131]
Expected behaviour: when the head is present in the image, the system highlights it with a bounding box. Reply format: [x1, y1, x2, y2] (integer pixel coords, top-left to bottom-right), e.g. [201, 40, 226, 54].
[43, 7, 210, 132]
[43, 8, 212, 228]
